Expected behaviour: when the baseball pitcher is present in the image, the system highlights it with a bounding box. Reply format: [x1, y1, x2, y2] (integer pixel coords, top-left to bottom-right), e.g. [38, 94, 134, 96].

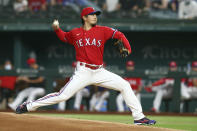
[16, 7, 156, 125]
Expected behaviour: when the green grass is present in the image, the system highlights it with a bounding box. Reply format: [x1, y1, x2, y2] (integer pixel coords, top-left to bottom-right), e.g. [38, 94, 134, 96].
[31, 113, 197, 131]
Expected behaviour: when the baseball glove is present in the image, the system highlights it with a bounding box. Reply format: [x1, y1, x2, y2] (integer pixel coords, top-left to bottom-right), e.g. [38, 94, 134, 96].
[114, 40, 129, 58]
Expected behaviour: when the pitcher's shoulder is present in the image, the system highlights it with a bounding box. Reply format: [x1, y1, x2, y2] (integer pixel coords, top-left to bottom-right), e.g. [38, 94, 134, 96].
[70, 27, 83, 32]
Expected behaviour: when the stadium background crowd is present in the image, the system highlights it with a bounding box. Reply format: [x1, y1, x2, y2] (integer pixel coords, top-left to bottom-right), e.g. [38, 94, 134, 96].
[0, 0, 196, 19]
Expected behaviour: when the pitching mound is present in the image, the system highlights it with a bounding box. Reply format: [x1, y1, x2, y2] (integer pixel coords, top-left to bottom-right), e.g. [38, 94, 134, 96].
[0, 112, 176, 131]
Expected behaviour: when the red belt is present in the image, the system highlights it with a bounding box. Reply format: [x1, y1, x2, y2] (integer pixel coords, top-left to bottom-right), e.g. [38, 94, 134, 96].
[80, 63, 102, 70]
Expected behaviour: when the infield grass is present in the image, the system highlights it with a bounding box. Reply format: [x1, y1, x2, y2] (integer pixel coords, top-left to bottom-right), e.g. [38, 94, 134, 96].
[32, 113, 197, 131]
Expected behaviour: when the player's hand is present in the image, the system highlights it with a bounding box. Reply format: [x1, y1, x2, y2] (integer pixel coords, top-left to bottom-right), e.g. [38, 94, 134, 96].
[52, 19, 59, 30]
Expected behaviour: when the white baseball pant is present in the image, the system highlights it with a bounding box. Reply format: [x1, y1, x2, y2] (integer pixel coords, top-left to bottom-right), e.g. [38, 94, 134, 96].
[58, 88, 90, 111]
[116, 92, 141, 112]
[26, 62, 145, 120]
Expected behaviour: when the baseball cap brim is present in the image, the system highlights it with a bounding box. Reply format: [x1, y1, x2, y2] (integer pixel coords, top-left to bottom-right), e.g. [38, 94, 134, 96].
[88, 11, 101, 16]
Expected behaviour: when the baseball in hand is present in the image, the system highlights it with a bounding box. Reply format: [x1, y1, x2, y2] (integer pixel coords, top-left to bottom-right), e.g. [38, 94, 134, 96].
[52, 20, 59, 30]
[53, 20, 59, 26]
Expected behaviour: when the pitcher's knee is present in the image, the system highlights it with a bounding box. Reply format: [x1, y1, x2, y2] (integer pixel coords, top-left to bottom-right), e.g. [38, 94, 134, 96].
[120, 81, 131, 92]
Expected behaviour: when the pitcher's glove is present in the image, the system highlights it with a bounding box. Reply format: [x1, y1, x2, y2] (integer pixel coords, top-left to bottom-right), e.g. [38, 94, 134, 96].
[114, 40, 129, 58]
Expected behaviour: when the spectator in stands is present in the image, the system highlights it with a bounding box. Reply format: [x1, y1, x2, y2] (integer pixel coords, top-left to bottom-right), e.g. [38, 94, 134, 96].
[179, 0, 197, 19]
[89, 0, 104, 8]
[152, 0, 178, 12]
[28, 0, 47, 13]
[8, 58, 45, 111]
[118, 0, 149, 17]
[116, 60, 142, 112]
[47, 0, 100, 14]
[0, 0, 10, 6]
[117, 0, 134, 17]
[152, 0, 169, 10]
[152, 0, 178, 11]
[144, 0, 151, 11]
[79, 0, 101, 10]
[145, 61, 177, 113]
[47, 0, 56, 6]
[90, 86, 109, 112]
[47, 0, 80, 13]
[63, 0, 81, 13]
[171, 0, 178, 12]
[102, 0, 120, 13]
[13, 0, 28, 13]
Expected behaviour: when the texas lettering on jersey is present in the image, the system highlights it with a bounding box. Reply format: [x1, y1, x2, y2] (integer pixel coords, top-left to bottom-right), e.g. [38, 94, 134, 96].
[76, 38, 102, 47]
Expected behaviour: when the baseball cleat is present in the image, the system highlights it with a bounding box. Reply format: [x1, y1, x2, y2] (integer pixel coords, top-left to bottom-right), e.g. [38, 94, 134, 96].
[16, 102, 28, 114]
[134, 117, 156, 125]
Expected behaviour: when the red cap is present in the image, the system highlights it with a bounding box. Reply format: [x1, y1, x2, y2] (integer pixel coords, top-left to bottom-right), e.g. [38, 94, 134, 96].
[126, 61, 134, 67]
[81, 7, 101, 18]
[27, 58, 36, 65]
[72, 61, 77, 68]
[192, 61, 197, 67]
[169, 61, 177, 67]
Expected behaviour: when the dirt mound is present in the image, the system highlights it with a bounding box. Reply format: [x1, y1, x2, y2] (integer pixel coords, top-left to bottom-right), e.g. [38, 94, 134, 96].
[0, 112, 176, 131]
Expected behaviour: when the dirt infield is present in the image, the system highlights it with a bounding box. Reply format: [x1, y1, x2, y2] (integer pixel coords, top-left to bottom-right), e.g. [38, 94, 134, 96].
[0, 112, 178, 131]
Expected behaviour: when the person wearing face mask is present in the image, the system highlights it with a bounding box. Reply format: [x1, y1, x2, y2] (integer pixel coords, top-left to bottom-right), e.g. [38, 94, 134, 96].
[4, 60, 13, 70]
